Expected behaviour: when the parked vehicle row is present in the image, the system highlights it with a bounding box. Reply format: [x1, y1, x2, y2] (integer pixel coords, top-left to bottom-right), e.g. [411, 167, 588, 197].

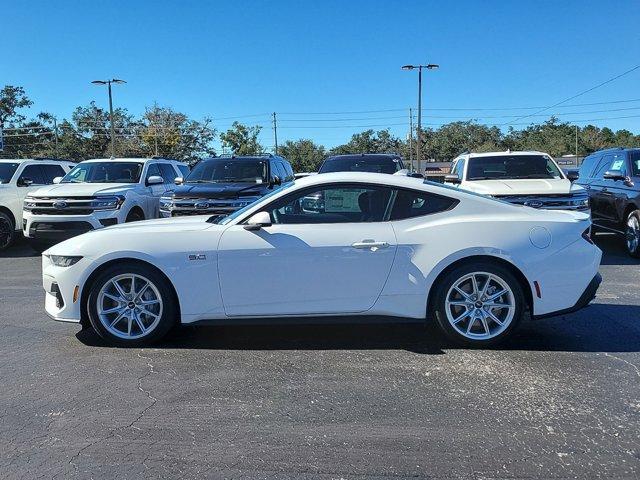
[22, 157, 189, 252]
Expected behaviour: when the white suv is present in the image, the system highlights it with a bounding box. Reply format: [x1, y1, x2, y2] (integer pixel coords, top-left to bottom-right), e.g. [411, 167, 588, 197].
[0, 158, 76, 250]
[23, 157, 189, 251]
[445, 151, 589, 211]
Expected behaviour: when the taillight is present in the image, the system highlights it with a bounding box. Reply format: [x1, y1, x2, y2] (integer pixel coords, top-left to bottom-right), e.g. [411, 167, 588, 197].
[582, 227, 594, 245]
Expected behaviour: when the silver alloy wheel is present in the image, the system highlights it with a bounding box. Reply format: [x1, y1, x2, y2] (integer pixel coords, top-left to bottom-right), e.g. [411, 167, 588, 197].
[626, 214, 640, 254]
[97, 273, 163, 340]
[445, 271, 516, 340]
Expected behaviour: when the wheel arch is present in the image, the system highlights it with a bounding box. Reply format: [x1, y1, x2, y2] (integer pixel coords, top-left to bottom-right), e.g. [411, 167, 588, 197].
[623, 202, 638, 221]
[0, 206, 16, 229]
[80, 257, 180, 326]
[126, 205, 145, 221]
[426, 254, 533, 318]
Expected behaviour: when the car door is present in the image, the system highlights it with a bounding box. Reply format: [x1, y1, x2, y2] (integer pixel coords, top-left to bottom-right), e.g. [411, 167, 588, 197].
[143, 163, 167, 217]
[15, 164, 47, 202]
[588, 155, 614, 226]
[217, 183, 398, 316]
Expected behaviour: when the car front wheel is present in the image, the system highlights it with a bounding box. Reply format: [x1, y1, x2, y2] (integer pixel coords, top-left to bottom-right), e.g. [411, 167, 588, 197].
[432, 262, 525, 347]
[87, 263, 176, 346]
[625, 210, 640, 258]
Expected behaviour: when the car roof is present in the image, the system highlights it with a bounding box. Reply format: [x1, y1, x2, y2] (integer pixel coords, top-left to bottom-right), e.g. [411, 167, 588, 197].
[326, 153, 402, 160]
[0, 158, 75, 164]
[462, 150, 551, 159]
[81, 157, 186, 164]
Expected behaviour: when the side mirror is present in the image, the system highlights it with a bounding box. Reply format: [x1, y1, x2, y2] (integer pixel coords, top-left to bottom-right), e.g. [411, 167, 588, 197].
[444, 174, 462, 185]
[408, 172, 424, 178]
[243, 211, 272, 231]
[17, 177, 33, 187]
[270, 176, 282, 187]
[603, 170, 625, 181]
[53, 176, 63, 184]
[147, 175, 164, 185]
[565, 170, 579, 182]
[174, 177, 184, 185]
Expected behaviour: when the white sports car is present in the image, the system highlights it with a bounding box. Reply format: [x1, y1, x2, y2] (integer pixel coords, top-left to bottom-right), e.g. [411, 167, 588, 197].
[42, 172, 602, 347]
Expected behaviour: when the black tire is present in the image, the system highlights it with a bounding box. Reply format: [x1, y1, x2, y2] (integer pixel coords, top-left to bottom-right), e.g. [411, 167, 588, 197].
[432, 261, 525, 347]
[0, 212, 15, 251]
[87, 263, 177, 346]
[125, 209, 145, 222]
[625, 210, 640, 258]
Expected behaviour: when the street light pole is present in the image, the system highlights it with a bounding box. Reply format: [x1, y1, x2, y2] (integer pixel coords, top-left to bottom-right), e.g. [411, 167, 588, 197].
[91, 78, 126, 158]
[402, 63, 438, 174]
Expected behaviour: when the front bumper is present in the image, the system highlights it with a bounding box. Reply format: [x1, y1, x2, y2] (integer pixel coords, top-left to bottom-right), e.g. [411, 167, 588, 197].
[23, 209, 124, 242]
[42, 256, 85, 323]
[533, 273, 602, 320]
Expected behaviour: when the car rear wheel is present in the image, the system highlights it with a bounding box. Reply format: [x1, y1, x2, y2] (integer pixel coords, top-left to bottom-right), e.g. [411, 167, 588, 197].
[0, 212, 15, 251]
[626, 210, 640, 258]
[87, 264, 176, 346]
[432, 262, 525, 347]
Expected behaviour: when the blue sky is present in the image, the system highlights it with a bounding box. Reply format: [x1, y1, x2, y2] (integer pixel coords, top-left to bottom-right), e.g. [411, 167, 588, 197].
[3, 0, 640, 149]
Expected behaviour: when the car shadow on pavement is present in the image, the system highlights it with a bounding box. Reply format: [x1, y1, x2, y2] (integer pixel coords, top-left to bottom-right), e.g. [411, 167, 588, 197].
[75, 302, 640, 354]
[0, 236, 39, 258]
[595, 233, 640, 266]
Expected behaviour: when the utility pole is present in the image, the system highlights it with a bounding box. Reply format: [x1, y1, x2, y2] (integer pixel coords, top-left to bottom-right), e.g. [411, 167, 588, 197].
[402, 64, 438, 175]
[409, 108, 414, 168]
[91, 78, 126, 158]
[53, 118, 59, 157]
[575, 125, 579, 166]
[272, 112, 278, 155]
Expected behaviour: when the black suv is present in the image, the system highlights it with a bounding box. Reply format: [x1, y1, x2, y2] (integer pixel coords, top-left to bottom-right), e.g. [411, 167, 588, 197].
[318, 153, 404, 174]
[575, 147, 640, 257]
[160, 154, 294, 218]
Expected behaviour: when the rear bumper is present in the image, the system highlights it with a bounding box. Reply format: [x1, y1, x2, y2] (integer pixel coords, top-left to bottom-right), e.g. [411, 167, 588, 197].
[533, 273, 602, 320]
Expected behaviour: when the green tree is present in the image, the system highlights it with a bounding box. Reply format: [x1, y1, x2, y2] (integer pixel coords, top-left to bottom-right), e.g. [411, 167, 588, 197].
[278, 139, 326, 172]
[220, 121, 263, 155]
[330, 129, 404, 155]
[0, 85, 33, 128]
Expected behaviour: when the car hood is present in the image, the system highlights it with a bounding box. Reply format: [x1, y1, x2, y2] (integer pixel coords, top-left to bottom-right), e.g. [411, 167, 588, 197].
[29, 183, 136, 197]
[463, 178, 580, 195]
[45, 216, 220, 256]
[169, 182, 266, 199]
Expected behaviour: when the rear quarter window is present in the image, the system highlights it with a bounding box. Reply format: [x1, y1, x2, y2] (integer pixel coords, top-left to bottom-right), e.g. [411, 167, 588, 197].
[390, 189, 458, 220]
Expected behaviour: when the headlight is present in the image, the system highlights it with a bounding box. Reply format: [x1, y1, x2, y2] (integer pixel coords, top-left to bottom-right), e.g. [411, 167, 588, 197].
[24, 197, 37, 209]
[46, 255, 83, 267]
[232, 198, 258, 207]
[91, 195, 125, 210]
[160, 196, 174, 210]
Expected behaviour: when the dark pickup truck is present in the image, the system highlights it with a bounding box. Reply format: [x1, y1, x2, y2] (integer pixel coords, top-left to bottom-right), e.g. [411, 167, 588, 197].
[575, 147, 640, 257]
[160, 154, 294, 219]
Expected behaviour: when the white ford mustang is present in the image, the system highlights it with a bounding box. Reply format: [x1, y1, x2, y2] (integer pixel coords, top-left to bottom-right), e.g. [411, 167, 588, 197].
[42, 172, 602, 347]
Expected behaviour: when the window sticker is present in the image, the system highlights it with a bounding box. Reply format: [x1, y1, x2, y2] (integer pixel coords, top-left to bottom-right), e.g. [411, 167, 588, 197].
[610, 158, 625, 172]
[324, 189, 364, 213]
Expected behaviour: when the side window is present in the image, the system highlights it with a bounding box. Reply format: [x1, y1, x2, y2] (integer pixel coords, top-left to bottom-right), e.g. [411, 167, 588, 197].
[283, 162, 294, 181]
[609, 153, 627, 175]
[20, 165, 46, 185]
[454, 159, 465, 179]
[41, 164, 66, 184]
[159, 164, 177, 184]
[275, 161, 287, 181]
[593, 155, 613, 180]
[578, 155, 599, 179]
[263, 184, 393, 224]
[145, 163, 161, 182]
[177, 164, 190, 178]
[630, 151, 640, 177]
[390, 189, 458, 220]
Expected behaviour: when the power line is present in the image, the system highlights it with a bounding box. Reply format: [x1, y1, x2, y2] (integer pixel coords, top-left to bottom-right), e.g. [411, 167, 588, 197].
[500, 64, 640, 126]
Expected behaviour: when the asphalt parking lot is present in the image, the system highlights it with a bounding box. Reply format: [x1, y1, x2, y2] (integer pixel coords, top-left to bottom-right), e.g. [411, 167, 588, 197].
[1, 234, 639, 479]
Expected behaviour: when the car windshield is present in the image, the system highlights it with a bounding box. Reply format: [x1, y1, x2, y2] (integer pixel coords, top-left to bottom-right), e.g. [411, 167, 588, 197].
[212, 182, 294, 225]
[0, 163, 20, 184]
[319, 156, 401, 174]
[186, 159, 268, 183]
[466, 155, 563, 181]
[61, 162, 143, 183]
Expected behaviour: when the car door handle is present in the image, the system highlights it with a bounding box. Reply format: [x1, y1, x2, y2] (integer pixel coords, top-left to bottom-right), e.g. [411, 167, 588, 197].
[351, 240, 390, 250]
